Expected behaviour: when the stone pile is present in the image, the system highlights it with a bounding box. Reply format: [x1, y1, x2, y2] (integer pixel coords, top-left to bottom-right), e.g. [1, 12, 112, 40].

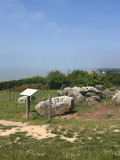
[57, 86, 105, 106]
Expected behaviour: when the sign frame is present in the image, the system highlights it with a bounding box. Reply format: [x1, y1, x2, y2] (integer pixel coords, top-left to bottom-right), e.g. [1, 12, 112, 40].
[20, 88, 38, 121]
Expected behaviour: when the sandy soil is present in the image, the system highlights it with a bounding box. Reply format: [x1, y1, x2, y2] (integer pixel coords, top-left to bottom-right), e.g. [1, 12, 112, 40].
[0, 120, 75, 142]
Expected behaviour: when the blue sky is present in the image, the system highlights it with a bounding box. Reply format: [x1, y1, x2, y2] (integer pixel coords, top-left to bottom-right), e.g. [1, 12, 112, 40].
[0, 0, 120, 77]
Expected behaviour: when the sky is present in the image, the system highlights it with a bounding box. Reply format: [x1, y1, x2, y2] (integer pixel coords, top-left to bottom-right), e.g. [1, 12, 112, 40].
[0, 0, 120, 80]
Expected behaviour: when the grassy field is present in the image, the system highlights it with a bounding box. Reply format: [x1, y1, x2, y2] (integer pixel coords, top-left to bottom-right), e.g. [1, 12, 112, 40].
[0, 90, 120, 160]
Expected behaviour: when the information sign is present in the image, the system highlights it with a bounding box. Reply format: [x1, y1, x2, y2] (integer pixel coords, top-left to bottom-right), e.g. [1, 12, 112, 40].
[20, 88, 38, 97]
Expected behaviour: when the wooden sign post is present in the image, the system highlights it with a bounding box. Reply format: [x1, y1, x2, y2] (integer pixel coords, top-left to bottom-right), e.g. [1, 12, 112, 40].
[48, 94, 52, 121]
[26, 96, 30, 121]
[20, 88, 38, 121]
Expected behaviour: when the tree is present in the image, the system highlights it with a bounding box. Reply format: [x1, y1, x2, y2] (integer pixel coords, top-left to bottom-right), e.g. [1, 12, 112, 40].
[67, 70, 89, 87]
[46, 70, 67, 89]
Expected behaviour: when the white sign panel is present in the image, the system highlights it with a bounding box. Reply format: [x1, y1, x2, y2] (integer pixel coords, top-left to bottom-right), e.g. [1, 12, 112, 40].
[20, 88, 38, 97]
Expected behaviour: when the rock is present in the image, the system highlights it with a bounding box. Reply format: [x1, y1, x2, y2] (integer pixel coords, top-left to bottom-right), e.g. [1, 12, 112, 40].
[61, 86, 81, 97]
[111, 90, 120, 106]
[97, 91, 106, 99]
[67, 91, 74, 97]
[57, 86, 105, 105]
[80, 86, 101, 96]
[95, 85, 105, 91]
[72, 86, 82, 96]
[35, 96, 74, 117]
[104, 89, 115, 99]
[80, 86, 105, 98]
[66, 87, 85, 104]
[86, 92, 97, 97]
[84, 97, 100, 107]
[63, 87, 73, 96]
[91, 96, 100, 102]
[57, 86, 82, 102]
[109, 87, 119, 91]
[75, 94, 86, 105]
[18, 95, 34, 103]
[57, 90, 64, 96]
[18, 96, 27, 103]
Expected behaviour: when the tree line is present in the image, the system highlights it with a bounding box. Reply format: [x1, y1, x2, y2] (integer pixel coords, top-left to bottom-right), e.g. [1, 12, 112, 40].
[0, 70, 120, 91]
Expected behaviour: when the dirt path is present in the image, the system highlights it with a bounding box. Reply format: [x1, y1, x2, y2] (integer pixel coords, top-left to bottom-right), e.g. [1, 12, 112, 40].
[55, 105, 120, 120]
[0, 120, 75, 142]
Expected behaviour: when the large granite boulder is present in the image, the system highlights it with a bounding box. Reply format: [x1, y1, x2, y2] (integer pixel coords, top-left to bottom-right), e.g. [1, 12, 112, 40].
[111, 90, 120, 106]
[35, 96, 74, 117]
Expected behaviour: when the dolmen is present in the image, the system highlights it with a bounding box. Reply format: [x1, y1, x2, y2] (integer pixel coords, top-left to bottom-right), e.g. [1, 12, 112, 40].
[57, 86, 106, 106]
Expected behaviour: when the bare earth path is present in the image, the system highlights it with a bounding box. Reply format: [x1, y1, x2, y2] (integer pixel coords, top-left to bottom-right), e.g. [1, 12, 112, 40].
[0, 120, 76, 142]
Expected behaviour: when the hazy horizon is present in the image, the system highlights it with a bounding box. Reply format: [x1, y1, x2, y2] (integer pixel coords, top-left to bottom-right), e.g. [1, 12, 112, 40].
[0, 68, 49, 82]
[0, 67, 95, 82]
[0, 67, 120, 82]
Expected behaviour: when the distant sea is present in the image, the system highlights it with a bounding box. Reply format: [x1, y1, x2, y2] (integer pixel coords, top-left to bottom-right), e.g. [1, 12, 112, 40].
[0, 68, 102, 82]
[0, 69, 49, 82]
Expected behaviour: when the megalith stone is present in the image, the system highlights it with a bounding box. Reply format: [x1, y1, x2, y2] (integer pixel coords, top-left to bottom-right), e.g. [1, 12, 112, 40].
[35, 96, 74, 117]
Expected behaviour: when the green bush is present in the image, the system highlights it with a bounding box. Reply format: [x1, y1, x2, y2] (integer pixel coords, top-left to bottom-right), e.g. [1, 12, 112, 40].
[0, 70, 120, 90]
[46, 70, 67, 89]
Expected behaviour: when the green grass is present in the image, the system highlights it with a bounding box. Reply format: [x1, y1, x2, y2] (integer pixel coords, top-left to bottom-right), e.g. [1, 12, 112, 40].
[0, 90, 120, 159]
[0, 121, 120, 160]
[35, 89, 58, 101]
[0, 89, 57, 123]
[0, 124, 17, 130]
[73, 104, 97, 114]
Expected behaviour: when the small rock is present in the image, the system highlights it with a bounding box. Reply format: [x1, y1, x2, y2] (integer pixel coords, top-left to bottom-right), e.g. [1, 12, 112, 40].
[18, 96, 27, 103]
[84, 97, 100, 107]
[75, 94, 86, 105]
[86, 92, 96, 97]
[57, 90, 64, 96]
[95, 85, 105, 91]
[18, 95, 34, 103]
[104, 89, 115, 99]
